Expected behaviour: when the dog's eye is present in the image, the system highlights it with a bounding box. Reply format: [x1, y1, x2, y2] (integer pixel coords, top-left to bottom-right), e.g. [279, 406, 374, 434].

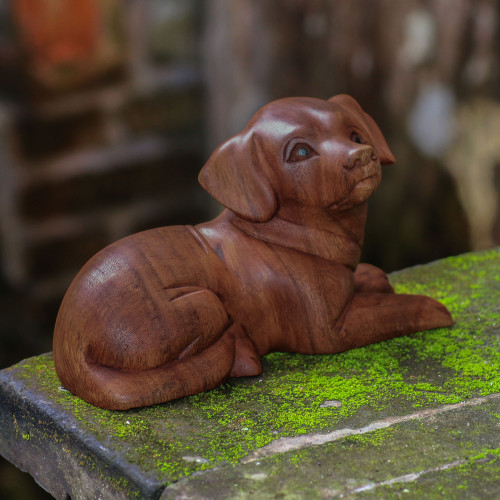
[351, 131, 364, 145]
[287, 143, 316, 162]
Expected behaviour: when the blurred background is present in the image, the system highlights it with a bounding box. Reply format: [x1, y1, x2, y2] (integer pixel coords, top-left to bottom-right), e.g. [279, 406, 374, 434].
[0, 0, 499, 497]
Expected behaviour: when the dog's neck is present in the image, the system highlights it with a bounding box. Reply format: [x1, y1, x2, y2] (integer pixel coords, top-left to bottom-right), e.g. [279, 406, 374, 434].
[277, 201, 368, 247]
[227, 203, 367, 270]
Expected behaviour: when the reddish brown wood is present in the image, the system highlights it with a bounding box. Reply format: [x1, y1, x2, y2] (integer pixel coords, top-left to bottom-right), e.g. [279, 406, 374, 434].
[53, 95, 453, 410]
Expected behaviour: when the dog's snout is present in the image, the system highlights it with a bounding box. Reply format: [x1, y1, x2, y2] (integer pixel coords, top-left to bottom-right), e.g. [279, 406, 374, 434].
[346, 145, 377, 170]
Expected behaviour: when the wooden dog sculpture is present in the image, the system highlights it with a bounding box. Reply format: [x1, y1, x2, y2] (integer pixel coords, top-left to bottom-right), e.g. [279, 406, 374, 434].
[53, 95, 453, 410]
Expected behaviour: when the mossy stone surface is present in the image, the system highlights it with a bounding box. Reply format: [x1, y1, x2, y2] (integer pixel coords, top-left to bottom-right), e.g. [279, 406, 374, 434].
[0, 248, 499, 499]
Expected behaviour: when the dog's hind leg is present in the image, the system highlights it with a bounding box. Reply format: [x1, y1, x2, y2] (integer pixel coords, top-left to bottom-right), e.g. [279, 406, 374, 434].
[229, 325, 262, 377]
[54, 286, 241, 409]
[335, 292, 453, 352]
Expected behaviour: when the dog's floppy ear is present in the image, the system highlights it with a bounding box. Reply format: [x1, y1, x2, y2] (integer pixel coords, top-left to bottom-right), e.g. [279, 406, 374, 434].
[329, 94, 396, 165]
[198, 131, 278, 222]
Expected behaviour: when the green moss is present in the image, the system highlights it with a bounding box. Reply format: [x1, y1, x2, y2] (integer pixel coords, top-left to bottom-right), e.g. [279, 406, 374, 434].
[3, 248, 500, 485]
[344, 426, 397, 448]
[468, 446, 500, 463]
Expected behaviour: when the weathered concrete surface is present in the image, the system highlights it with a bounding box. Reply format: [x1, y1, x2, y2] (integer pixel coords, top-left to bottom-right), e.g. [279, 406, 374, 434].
[0, 248, 499, 499]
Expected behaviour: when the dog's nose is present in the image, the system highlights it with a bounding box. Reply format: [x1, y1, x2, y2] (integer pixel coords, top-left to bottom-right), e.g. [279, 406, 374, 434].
[346, 145, 377, 170]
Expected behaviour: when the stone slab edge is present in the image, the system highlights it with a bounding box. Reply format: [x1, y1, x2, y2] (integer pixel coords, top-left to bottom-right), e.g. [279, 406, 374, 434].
[0, 371, 164, 500]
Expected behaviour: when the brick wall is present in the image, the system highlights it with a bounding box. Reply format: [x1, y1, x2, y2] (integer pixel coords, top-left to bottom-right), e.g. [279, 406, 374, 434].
[0, 1, 208, 308]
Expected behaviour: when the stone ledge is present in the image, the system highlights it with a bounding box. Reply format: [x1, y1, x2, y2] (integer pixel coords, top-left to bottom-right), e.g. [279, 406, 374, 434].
[0, 248, 499, 499]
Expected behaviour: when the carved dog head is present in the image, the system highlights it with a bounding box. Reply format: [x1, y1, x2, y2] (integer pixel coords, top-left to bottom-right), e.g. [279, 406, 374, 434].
[199, 95, 395, 222]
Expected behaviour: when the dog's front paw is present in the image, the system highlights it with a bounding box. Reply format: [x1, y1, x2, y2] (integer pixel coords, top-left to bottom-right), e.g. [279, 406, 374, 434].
[354, 263, 394, 293]
[416, 295, 454, 330]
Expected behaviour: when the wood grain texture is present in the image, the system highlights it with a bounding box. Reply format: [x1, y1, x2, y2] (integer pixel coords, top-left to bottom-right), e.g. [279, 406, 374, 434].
[53, 94, 453, 410]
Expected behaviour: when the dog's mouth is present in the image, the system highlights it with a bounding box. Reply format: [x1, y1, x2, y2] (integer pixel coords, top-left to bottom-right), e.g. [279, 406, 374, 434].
[329, 162, 381, 211]
[355, 170, 380, 187]
[351, 161, 381, 187]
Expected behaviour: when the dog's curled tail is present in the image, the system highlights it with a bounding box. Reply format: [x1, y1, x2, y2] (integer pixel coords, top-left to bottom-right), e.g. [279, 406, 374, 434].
[53, 322, 237, 410]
